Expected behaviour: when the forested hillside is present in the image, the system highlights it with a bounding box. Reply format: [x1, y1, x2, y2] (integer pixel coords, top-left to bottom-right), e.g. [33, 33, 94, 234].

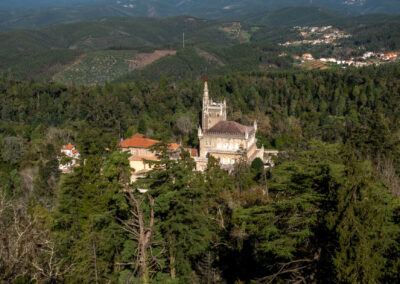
[1, 64, 400, 282]
[2, 12, 400, 85]
[0, 15, 296, 83]
[0, 16, 233, 82]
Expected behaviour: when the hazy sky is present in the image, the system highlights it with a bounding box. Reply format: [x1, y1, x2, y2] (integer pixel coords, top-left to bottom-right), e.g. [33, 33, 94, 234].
[0, 0, 113, 9]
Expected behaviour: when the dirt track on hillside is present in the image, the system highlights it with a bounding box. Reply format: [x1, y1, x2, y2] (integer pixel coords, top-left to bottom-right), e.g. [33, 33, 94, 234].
[128, 50, 176, 71]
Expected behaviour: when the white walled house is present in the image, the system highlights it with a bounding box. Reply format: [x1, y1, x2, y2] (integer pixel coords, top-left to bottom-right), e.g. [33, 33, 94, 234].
[59, 144, 80, 173]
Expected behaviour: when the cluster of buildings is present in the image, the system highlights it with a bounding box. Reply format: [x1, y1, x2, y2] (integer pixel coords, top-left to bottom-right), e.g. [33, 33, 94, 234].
[281, 26, 351, 47]
[299, 51, 399, 69]
[120, 79, 270, 181]
[58, 144, 80, 173]
[59, 80, 276, 181]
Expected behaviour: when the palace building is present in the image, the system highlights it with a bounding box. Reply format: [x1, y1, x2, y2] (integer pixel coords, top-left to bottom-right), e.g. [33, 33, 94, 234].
[120, 80, 268, 179]
[196, 79, 264, 171]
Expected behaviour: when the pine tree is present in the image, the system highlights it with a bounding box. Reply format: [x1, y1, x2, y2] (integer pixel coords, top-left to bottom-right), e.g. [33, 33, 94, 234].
[326, 157, 399, 283]
[52, 152, 129, 283]
[137, 147, 213, 280]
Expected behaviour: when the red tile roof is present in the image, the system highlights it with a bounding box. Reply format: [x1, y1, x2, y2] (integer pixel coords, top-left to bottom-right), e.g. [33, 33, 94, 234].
[169, 143, 180, 150]
[72, 149, 78, 154]
[62, 144, 75, 150]
[191, 149, 198, 157]
[121, 134, 180, 150]
[121, 135, 160, 148]
[184, 148, 198, 157]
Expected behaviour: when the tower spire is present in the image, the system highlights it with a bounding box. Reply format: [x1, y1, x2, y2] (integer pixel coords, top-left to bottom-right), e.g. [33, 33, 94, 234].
[203, 76, 209, 104]
[202, 77, 209, 131]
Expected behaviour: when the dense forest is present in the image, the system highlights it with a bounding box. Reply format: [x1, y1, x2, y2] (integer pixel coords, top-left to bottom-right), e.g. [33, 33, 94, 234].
[1, 63, 400, 283]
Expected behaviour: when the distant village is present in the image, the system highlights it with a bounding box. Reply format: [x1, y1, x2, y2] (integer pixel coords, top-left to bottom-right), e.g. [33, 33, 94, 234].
[298, 51, 399, 69]
[280, 25, 399, 69]
[280, 25, 351, 47]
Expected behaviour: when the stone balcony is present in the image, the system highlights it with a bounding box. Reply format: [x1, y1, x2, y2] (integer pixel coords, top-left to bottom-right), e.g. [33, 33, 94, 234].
[207, 148, 245, 155]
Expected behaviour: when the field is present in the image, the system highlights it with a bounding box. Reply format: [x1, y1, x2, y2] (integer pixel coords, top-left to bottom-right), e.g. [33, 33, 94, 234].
[301, 60, 328, 70]
[219, 22, 253, 43]
[53, 50, 139, 85]
[53, 49, 179, 85]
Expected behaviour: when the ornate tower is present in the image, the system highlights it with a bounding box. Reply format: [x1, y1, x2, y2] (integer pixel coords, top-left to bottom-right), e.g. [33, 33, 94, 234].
[201, 78, 226, 132]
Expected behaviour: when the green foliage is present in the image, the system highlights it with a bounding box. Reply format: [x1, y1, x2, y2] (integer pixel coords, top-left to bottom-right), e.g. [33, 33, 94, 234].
[3, 12, 400, 84]
[52, 153, 129, 283]
[326, 158, 398, 283]
[136, 149, 214, 279]
[1, 136, 25, 164]
[1, 64, 400, 282]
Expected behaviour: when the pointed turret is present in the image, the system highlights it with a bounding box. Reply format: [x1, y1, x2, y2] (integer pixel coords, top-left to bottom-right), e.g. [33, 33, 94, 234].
[198, 126, 203, 138]
[203, 77, 209, 106]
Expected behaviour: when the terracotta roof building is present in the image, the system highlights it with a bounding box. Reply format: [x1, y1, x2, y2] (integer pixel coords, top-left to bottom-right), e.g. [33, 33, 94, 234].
[302, 53, 314, 60]
[120, 134, 180, 181]
[62, 144, 75, 151]
[59, 144, 80, 173]
[120, 133, 159, 148]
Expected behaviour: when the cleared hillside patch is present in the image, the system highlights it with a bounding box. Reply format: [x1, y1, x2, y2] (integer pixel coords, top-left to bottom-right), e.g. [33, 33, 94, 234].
[194, 48, 224, 66]
[128, 50, 177, 71]
[301, 60, 328, 70]
[53, 49, 138, 85]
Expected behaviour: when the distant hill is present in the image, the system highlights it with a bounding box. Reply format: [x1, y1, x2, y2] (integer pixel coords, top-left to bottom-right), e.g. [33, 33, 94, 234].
[1, 12, 400, 84]
[0, 14, 299, 83]
[0, 16, 232, 54]
[239, 7, 342, 27]
[0, 16, 240, 82]
[0, 0, 399, 30]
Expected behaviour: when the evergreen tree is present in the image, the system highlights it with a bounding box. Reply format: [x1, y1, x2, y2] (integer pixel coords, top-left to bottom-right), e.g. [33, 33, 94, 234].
[326, 156, 399, 283]
[137, 147, 213, 280]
